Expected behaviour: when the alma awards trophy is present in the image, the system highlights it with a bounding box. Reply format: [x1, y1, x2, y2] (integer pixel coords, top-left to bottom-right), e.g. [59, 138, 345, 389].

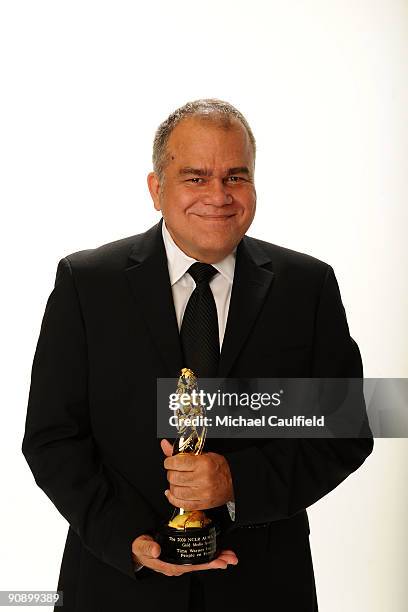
[157, 368, 219, 564]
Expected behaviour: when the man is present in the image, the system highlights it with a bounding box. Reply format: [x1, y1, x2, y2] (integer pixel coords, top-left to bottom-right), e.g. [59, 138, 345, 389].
[22, 99, 373, 611]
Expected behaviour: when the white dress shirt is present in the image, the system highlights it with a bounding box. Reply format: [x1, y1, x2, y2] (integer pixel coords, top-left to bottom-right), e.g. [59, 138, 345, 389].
[133, 219, 237, 572]
[161, 218, 236, 351]
[161, 219, 236, 520]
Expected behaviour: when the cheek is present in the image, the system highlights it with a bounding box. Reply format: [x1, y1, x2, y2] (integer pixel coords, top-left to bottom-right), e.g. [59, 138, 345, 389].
[234, 184, 255, 203]
[237, 194, 256, 217]
[162, 187, 197, 213]
[166, 187, 201, 210]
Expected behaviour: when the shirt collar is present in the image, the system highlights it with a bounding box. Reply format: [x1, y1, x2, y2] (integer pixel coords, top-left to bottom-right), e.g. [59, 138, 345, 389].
[161, 218, 236, 286]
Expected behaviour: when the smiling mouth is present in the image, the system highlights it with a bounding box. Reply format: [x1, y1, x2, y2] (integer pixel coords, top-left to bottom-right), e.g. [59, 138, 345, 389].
[194, 214, 236, 219]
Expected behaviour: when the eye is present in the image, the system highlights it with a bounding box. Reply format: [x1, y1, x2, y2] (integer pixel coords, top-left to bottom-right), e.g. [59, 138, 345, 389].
[226, 176, 243, 183]
[187, 177, 204, 184]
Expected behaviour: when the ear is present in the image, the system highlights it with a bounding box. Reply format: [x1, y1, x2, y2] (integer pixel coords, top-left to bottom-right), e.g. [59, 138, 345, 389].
[147, 171, 162, 211]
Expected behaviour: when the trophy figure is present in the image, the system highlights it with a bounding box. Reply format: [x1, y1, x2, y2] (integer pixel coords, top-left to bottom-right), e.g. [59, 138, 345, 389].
[157, 368, 218, 564]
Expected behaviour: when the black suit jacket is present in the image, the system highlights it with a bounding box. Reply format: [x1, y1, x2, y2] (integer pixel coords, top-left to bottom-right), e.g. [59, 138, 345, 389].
[22, 218, 373, 612]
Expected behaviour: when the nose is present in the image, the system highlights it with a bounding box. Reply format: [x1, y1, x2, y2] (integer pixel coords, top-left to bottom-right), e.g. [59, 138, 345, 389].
[203, 179, 233, 207]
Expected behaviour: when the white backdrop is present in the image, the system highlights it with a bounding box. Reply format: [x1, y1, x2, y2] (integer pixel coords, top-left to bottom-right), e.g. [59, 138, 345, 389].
[1, 1, 407, 610]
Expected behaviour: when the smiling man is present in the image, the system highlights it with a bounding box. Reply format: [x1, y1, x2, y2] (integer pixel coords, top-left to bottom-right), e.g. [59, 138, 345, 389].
[22, 99, 373, 612]
[147, 111, 256, 264]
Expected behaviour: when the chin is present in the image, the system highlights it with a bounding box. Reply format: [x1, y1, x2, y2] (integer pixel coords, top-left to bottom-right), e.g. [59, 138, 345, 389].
[195, 240, 234, 260]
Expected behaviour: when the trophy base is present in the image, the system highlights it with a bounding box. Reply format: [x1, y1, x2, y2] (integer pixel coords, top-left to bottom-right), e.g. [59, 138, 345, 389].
[157, 523, 218, 565]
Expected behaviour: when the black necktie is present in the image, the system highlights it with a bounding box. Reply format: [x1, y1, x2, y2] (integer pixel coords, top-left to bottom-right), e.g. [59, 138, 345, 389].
[180, 262, 220, 378]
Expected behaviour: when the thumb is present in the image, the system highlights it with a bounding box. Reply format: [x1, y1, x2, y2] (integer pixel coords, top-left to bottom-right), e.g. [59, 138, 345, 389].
[161, 438, 174, 457]
[137, 535, 161, 559]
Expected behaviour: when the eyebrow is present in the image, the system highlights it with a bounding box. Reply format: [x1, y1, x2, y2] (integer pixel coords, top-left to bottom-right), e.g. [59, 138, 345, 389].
[178, 166, 250, 177]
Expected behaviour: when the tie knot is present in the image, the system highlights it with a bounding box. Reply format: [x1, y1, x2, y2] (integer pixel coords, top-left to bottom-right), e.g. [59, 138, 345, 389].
[187, 262, 218, 285]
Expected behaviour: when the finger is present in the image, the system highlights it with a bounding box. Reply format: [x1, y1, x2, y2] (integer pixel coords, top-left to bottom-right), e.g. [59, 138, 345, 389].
[164, 454, 197, 471]
[160, 439, 173, 458]
[169, 484, 201, 501]
[164, 489, 202, 511]
[216, 550, 238, 565]
[167, 469, 197, 486]
[144, 557, 188, 576]
[183, 551, 238, 571]
[145, 557, 205, 576]
[217, 549, 238, 557]
[146, 553, 234, 576]
[135, 535, 161, 559]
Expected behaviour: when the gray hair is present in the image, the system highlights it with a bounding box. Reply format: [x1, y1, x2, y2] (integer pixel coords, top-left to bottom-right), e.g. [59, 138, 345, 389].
[152, 98, 256, 183]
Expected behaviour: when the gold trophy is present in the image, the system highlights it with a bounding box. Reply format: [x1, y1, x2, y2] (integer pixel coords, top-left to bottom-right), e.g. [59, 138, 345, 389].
[157, 368, 218, 564]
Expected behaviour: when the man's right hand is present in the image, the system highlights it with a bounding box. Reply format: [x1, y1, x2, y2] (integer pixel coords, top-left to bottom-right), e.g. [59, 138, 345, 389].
[131, 534, 238, 577]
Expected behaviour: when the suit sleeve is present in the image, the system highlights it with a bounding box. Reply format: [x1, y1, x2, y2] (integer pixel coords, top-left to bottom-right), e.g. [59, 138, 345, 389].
[223, 265, 374, 527]
[22, 257, 159, 580]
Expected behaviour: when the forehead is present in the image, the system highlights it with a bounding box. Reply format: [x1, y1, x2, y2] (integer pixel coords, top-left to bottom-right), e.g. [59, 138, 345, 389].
[166, 116, 252, 167]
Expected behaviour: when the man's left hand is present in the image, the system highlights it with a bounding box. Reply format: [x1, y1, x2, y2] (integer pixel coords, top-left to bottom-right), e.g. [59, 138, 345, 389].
[161, 439, 235, 510]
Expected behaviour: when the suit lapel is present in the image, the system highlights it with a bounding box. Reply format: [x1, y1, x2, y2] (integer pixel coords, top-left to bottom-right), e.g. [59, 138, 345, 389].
[124, 218, 275, 379]
[125, 218, 183, 377]
[218, 236, 275, 377]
